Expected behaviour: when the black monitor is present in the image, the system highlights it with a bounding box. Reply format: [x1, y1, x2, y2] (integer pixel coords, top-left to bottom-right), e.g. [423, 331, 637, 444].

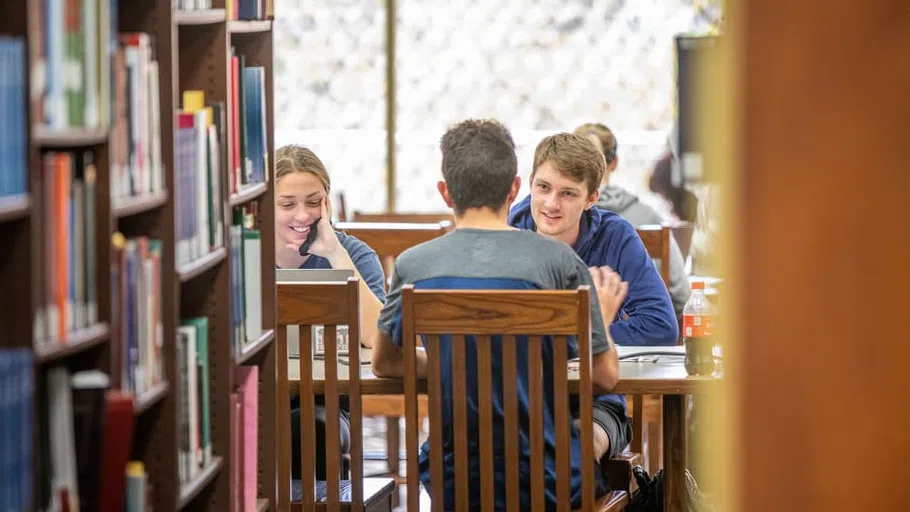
[675, 34, 719, 184]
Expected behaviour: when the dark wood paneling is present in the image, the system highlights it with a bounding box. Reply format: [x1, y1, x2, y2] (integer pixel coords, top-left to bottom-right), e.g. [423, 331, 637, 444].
[736, 0, 910, 510]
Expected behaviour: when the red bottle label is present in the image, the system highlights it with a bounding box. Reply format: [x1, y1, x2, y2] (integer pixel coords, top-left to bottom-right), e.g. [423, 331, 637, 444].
[683, 314, 713, 338]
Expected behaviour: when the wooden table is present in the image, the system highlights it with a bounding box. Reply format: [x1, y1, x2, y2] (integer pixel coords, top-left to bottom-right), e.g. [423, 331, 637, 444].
[287, 348, 720, 510]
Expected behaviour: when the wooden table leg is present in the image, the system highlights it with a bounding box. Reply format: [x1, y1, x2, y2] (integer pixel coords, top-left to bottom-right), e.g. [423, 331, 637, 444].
[663, 394, 687, 511]
[386, 416, 400, 475]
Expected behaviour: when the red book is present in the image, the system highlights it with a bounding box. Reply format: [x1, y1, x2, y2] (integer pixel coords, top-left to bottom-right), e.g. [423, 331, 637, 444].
[98, 392, 136, 512]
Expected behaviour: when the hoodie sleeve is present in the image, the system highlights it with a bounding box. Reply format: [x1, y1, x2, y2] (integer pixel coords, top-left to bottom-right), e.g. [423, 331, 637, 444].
[608, 226, 680, 346]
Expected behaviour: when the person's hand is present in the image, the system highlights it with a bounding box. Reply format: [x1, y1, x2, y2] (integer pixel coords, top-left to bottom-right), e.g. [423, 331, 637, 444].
[284, 197, 342, 259]
[588, 266, 628, 324]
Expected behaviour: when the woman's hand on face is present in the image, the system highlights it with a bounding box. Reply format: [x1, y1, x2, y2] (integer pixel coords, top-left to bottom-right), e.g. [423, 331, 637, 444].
[299, 196, 343, 259]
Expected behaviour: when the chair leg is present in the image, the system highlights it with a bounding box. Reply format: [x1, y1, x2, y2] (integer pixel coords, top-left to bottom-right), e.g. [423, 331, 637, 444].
[647, 395, 663, 472]
[386, 416, 400, 475]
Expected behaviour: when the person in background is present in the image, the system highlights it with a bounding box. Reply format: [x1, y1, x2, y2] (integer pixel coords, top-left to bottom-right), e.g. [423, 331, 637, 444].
[370, 119, 624, 510]
[575, 123, 690, 320]
[274, 144, 386, 481]
[648, 152, 699, 224]
[509, 132, 680, 465]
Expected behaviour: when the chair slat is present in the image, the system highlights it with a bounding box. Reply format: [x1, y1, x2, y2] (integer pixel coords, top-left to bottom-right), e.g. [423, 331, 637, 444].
[324, 325, 340, 510]
[298, 325, 316, 505]
[476, 335, 495, 512]
[408, 291, 583, 335]
[576, 289, 595, 512]
[402, 287, 421, 512]
[528, 335, 545, 512]
[277, 326, 292, 507]
[347, 282, 363, 512]
[553, 335, 572, 508]
[502, 335, 520, 510]
[452, 334, 470, 512]
[427, 335, 445, 512]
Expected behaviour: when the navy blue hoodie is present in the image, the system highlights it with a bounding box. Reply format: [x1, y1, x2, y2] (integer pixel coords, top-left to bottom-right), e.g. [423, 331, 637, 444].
[508, 195, 679, 410]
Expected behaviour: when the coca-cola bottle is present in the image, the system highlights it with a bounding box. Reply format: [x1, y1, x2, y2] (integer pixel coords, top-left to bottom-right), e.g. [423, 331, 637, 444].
[683, 281, 716, 375]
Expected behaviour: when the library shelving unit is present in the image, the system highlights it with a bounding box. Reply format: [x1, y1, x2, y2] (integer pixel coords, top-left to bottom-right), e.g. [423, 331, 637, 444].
[0, 0, 278, 510]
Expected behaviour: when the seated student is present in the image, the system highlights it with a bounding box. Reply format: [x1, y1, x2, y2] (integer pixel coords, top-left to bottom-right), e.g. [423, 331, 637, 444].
[369, 119, 626, 510]
[274, 144, 386, 480]
[574, 122, 691, 320]
[508, 132, 679, 462]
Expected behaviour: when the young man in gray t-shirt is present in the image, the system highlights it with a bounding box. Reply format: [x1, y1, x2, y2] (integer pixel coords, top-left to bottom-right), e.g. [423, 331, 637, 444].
[369, 119, 628, 510]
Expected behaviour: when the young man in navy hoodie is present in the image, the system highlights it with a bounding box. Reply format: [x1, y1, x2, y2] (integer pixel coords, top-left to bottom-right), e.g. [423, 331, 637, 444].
[508, 132, 679, 462]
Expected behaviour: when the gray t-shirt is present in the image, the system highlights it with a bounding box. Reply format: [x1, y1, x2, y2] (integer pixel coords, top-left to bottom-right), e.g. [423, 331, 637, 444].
[377, 228, 608, 353]
[376, 227, 612, 510]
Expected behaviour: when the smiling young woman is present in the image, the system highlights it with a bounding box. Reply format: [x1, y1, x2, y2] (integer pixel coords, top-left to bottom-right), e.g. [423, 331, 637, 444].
[274, 144, 387, 483]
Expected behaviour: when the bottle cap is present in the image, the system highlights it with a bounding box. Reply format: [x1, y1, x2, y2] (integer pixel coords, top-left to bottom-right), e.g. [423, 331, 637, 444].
[691, 281, 705, 290]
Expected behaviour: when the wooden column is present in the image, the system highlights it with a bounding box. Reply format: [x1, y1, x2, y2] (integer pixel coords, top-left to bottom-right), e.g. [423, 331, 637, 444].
[722, 0, 910, 510]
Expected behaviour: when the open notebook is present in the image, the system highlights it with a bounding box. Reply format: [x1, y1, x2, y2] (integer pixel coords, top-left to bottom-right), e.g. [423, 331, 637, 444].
[277, 268, 355, 359]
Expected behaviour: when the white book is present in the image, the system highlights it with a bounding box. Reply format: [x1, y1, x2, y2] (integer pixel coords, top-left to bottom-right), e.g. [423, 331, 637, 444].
[147, 61, 163, 191]
[194, 110, 210, 258]
[47, 367, 79, 512]
[178, 325, 200, 478]
[82, 0, 98, 127]
[242, 232, 262, 343]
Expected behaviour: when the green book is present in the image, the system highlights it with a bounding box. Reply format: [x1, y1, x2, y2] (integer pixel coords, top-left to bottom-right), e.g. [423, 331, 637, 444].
[181, 316, 211, 466]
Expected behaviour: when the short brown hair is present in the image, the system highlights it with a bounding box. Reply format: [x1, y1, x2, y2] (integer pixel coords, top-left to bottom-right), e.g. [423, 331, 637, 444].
[440, 119, 518, 215]
[574, 123, 618, 165]
[275, 144, 331, 192]
[532, 133, 605, 195]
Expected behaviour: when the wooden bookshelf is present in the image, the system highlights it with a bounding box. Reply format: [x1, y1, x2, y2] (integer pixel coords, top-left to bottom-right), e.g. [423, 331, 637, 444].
[134, 380, 170, 415]
[175, 8, 227, 26]
[177, 246, 228, 282]
[229, 20, 272, 33]
[0, 194, 30, 222]
[229, 181, 268, 206]
[34, 324, 111, 364]
[32, 126, 109, 147]
[112, 189, 169, 217]
[0, 0, 279, 510]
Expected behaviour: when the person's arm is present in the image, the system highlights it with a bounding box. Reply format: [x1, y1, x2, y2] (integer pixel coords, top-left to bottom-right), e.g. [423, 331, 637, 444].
[569, 256, 621, 391]
[369, 263, 427, 377]
[608, 227, 679, 346]
[370, 330, 427, 379]
[325, 248, 384, 348]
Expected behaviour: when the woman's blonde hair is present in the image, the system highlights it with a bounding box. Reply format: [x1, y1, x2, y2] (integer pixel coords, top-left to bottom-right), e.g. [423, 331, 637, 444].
[573, 123, 618, 165]
[275, 144, 331, 192]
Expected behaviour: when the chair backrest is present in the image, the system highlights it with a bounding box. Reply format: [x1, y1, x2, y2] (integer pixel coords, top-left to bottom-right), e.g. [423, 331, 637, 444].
[276, 277, 363, 510]
[401, 286, 598, 512]
[334, 221, 453, 278]
[636, 225, 671, 288]
[670, 221, 694, 261]
[351, 211, 455, 225]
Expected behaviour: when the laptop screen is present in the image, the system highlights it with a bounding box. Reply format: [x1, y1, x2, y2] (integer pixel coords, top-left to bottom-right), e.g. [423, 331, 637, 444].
[277, 268, 355, 357]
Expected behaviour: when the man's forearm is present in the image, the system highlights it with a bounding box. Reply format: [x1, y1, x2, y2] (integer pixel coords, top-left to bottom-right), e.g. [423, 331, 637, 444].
[370, 331, 428, 378]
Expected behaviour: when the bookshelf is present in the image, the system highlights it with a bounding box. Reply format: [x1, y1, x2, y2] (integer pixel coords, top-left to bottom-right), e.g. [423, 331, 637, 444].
[0, 1, 277, 511]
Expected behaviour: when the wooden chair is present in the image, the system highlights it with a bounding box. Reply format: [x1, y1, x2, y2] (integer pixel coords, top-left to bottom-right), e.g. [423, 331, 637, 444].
[635, 225, 671, 288]
[401, 286, 630, 512]
[277, 277, 396, 511]
[334, 221, 453, 278]
[669, 222, 695, 262]
[632, 224, 674, 474]
[333, 220, 453, 484]
[352, 211, 455, 225]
